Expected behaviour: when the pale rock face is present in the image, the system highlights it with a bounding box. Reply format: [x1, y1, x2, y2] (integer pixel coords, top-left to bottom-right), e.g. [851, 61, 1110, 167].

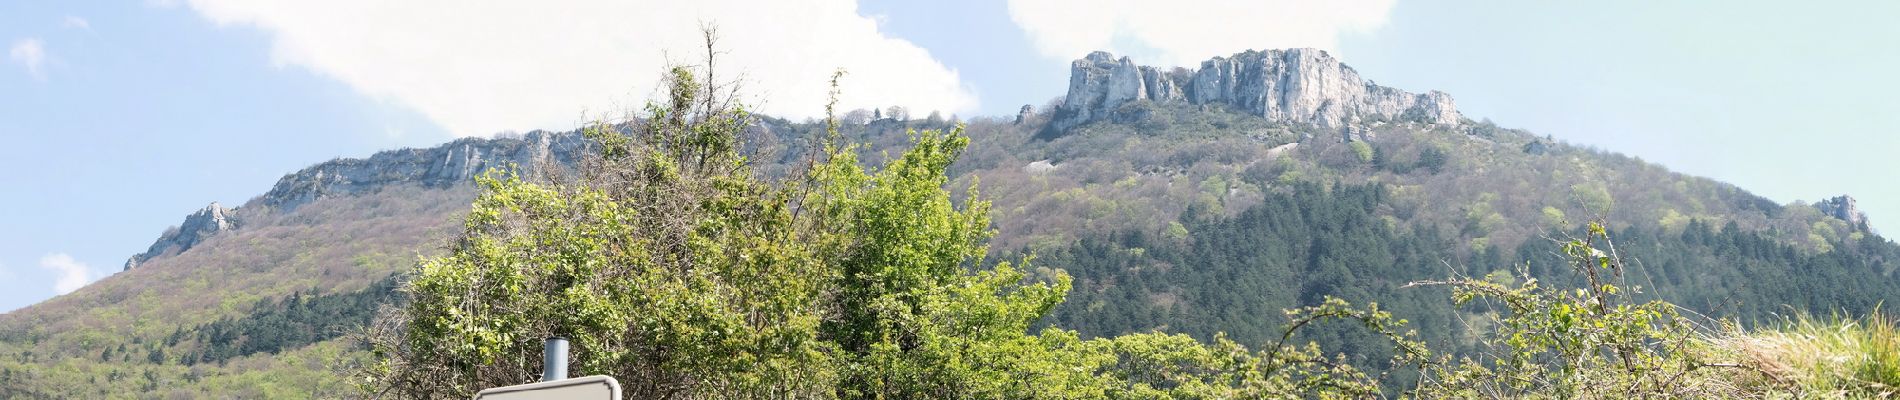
[124, 202, 240, 271]
[1142, 66, 1187, 103]
[1023, 160, 1059, 174]
[257, 130, 592, 212]
[1053, 49, 1462, 132]
[1059, 51, 1144, 128]
[1817, 195, 1871, 231]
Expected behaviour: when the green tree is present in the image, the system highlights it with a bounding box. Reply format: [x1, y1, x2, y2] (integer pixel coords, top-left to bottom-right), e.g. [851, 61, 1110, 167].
[1349, 141, 1374, 164]
[1417, 146, 1448, 173]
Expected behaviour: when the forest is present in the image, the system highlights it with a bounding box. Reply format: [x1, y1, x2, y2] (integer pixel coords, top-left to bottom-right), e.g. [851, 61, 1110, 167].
[1042, 181, 1900, 348]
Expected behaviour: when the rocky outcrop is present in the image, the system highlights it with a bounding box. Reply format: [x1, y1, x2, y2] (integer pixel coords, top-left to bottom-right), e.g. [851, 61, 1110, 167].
[1817, 195, 1871, 231]
[1052, 49, 1462, 132]
[124, 202, 239, 271]
[1022, 160, 1058, 174]
[124, 130, 593, 271]
[257, 130, 591, 212]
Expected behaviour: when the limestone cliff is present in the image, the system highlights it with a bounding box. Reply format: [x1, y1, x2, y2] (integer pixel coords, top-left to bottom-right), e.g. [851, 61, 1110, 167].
[1052, 49, 1462, 132]
[123, 130, 592, 271]
[123, 202, 238, 271]
[256, 130, 591, 212]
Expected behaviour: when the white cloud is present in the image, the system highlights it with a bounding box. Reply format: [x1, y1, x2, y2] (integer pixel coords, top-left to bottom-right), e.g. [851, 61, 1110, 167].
[62, 16, 91, 30]
[1006, 0, 1396, 67]
[180, 0, 977, 137]
[9, 38, 45, 79]
[37, 253, 96, 295]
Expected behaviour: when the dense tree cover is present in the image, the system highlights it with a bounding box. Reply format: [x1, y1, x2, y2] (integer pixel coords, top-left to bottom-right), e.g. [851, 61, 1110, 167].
[1564, 218, 1898, 319]
[1041, 182, 1463, 354]
[0, 275, 401, 398]
[1038, 180, 1900, 379]
[182, 274, 402, 365]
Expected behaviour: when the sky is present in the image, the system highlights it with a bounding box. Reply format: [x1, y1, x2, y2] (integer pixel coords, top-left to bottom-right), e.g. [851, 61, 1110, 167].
[2, 1, 1896, 312]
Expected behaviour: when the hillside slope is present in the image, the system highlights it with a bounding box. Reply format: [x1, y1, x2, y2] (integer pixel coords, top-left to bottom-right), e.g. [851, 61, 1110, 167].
[2, 48, 1894, 397]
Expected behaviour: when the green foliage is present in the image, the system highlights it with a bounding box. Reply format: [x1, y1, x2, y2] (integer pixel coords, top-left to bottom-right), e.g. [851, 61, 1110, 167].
[1570, 183, 1615, 214]
[1350, 141, 1375, 164]
[186, 275, 401, 365]
[1044, 183, 1457, 349]
[1036, 297, 1427, 399]
[1540, 206, 1567, 228]
[806, 124, 1090, 398]
[1416, 146, 1448, 174]
[1164, 221, 1188, 241]
[1409, 222, 1722, 398]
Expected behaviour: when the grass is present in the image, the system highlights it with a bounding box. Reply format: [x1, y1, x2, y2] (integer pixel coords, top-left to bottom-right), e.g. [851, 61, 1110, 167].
[1717, 308, 1900, 397]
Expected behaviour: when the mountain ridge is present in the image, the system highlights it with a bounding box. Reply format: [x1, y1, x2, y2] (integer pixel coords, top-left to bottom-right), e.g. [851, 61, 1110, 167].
[120, 130, 593, 271]
[112, 47, 1877, 275]
[254, 130, 591, 213]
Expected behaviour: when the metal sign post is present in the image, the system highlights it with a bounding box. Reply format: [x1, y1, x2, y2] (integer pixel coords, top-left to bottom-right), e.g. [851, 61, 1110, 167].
[472, 337, 619, 400]
[542, 337, 568, 382]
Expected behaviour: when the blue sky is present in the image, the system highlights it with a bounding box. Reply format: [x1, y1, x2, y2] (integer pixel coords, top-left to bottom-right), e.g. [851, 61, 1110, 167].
[2, 0, 1896, 312]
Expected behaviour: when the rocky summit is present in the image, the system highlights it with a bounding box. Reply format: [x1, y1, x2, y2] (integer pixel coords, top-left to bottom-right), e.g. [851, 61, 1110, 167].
[1052, 49, 1462, 132]
[123, 202, 238, 271]
[1818, 195, 1872, 231]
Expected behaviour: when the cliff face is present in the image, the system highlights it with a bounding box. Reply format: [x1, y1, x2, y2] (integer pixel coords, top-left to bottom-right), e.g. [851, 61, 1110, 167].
[123, 130, 593, 271]
[123, 202, 238, 271]
[1053, 49, 1462, 132]
[255, 130, 591, 212]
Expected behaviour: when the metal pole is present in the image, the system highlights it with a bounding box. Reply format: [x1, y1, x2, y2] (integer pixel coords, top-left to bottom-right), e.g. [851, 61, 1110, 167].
[542, 337, 568, 382]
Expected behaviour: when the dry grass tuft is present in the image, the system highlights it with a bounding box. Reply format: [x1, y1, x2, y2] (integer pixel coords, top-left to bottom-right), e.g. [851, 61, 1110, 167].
[1716, 308, 1900, 398]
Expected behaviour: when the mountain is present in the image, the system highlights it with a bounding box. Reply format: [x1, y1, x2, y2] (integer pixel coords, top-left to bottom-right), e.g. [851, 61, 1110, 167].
[0, 132, 593, 397]
[2, 48, 1894, 398]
